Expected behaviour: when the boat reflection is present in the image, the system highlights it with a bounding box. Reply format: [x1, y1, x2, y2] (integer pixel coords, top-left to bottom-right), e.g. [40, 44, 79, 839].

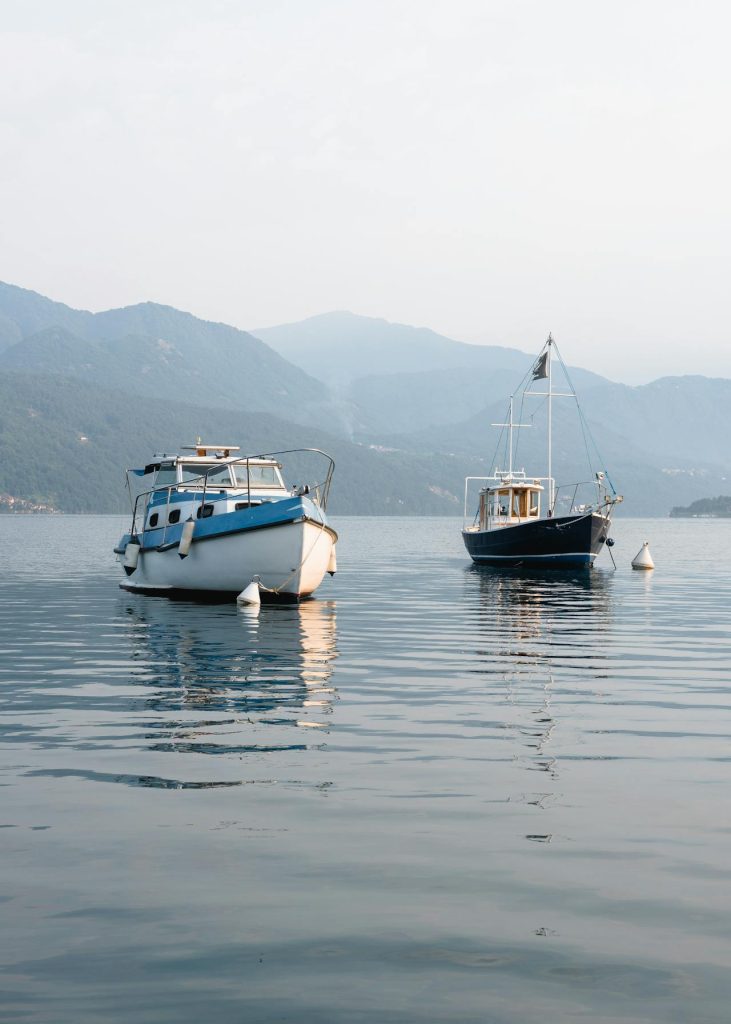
[118, 596, 338, 757]
[466, 566, 615, 785]
[468, 564, 614, 652]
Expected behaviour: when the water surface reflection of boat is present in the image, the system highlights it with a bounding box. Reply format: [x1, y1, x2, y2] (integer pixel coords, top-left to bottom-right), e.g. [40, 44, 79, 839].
[467, 567, 615, 782]
[119, 597, 338, 765]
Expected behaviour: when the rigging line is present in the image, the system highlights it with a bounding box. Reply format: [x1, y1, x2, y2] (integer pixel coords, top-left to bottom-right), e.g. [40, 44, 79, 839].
[513, 388, 529, 467]
[489, 339, 552, 475]
[553, 341, 616, 495]
[488, 401, 510, 474]
[550, 341, 594, 475]
[496, 338, 553, 469]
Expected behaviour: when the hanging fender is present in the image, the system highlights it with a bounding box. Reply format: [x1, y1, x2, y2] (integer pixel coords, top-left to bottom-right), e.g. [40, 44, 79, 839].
[178, 519, 195, 558]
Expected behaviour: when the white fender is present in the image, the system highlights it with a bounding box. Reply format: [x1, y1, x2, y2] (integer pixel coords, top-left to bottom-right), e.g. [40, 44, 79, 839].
[327, 546, 337, 576]
[632, 542, 655, 570]
[178, 519, 195, 558]
[123, 541, 140, 572]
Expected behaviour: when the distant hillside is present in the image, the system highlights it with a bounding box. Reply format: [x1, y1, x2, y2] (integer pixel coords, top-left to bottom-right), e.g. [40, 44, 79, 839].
[0, 282, 340, 433]
[563, 375, 731, 468]
[367, 384, 731, 517]
[0, 372, 477, 515]
[0, 282, 96, 350]
[349, 366, 523, 435]
[4, 281, 731, 517]
[670, 496, 731, 518]
[252, 311, 532, 384]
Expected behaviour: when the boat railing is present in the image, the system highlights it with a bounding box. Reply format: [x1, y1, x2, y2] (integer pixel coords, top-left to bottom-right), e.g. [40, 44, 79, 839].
[126, 448, 335, 540]
[128, 483, 178, 547]
[553, 479, 615, 517]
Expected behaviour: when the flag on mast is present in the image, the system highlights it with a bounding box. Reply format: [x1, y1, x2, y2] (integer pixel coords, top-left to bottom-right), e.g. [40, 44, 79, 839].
[531, 351, 549, 380]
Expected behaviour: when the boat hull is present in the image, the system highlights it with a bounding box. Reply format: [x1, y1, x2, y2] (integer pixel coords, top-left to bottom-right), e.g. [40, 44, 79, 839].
[118, 515, 337, 600]
[462, 512, 609, 568]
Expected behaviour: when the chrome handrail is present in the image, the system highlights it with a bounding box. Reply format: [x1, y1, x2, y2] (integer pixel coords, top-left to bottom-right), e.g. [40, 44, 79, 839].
[125, 448, 336, 540]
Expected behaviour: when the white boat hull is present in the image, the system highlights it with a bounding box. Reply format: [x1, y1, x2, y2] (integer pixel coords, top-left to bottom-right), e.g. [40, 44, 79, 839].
[119, 519, 337, 600]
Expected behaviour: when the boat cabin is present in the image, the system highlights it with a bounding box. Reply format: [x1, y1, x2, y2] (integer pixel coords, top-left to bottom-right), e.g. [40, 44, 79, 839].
[136, 444, 291, 534]
[478, 479, 544, 530]
[151, 457, 286, 493]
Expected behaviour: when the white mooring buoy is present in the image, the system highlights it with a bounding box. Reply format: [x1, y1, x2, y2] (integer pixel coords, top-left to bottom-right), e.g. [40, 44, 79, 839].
[237, 580, 261, 606]
[632, 542, 655, 570]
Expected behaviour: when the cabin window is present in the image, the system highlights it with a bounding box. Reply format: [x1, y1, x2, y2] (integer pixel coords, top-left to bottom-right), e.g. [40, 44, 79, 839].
[196, 503, 214, 519]
[529, 491, 540, 516]
[514, 491, 533, 518]
[232, 464, 282, 488]
[148, 512, 159, 528]
[154, 465, 177, 489]
[496, 489, 510, 515]
[181, 463, 232, 486]
[168, 509, 181, 525]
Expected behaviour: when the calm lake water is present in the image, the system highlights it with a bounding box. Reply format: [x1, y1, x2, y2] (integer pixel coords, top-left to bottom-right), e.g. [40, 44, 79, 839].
[0, 515, 730, 1023]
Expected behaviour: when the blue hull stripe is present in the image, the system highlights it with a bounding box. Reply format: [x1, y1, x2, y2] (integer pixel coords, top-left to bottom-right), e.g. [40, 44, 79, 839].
[118, 496, 334, 553]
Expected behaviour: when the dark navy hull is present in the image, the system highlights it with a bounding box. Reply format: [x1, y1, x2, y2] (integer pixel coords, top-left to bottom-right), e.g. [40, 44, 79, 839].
[462, 512, 609, 568]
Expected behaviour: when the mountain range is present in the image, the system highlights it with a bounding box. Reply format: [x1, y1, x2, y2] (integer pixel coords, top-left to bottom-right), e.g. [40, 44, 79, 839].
[0, 280, 728, 516]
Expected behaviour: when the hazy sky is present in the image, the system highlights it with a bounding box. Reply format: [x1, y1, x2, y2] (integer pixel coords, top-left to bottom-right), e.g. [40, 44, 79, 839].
[1, 0, 729, 382]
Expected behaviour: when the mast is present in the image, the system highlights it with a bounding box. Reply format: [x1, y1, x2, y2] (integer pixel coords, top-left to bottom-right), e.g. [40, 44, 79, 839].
[547, 334, 553, 511]
[492, 398, 530, 480]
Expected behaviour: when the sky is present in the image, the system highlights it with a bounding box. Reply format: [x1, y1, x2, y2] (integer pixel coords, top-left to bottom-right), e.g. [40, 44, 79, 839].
[1, 0, 730, 383]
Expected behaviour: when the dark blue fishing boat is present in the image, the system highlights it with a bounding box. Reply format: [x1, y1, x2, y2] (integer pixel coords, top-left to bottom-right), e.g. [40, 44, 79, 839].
[462, 336, 622, 568]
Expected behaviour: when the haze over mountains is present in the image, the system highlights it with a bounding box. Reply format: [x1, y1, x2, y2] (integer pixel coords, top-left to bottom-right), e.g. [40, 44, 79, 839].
[0, 281, 728, 516]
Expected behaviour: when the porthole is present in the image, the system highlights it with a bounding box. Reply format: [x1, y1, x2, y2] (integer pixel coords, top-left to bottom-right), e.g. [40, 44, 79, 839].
[149, 512, 159, 528]
[196, 504, 214, 519]
[168, 509, 181, 525]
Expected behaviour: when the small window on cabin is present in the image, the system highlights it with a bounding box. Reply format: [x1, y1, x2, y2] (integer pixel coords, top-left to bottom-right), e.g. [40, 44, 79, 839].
[148, 512, 159, 528]
[154, 465, 178, 488]
[168, 509, 181, 525]
[529, 491, 539, 516]
[196, 503, 214, 519]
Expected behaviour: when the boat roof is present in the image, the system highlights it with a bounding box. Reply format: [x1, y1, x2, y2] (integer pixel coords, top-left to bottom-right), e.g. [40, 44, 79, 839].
[482, 478, 544, 492]
[152, 443, 279, 465]
[179, 443, 241, 457]
[173, 454, 278, 464]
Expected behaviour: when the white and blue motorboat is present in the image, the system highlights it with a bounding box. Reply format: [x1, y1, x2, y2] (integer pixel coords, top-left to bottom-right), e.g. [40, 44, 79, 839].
[115, 443, 337, 600]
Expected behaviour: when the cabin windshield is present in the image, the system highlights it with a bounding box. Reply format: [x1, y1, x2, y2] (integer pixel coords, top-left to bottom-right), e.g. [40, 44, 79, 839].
[486, 486, 541, 519]
[232, 464, 283, 488]
[180, 463, 233, 486]
[153, 464, 178, 489]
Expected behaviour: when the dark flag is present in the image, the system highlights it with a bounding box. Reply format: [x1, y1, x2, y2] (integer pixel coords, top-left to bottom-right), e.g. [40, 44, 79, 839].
[531, 352, 549, 380]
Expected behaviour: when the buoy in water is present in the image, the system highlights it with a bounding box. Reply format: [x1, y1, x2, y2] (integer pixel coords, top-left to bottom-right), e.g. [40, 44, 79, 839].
[178, 519, 195, 558]
[632, 542, 655, 570]
[237, 580, 261, 606]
